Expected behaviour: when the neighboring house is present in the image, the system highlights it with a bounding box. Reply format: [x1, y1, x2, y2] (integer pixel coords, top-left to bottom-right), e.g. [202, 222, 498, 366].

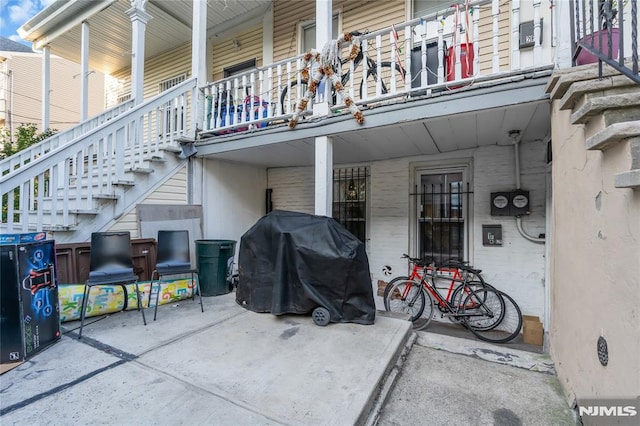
[2, 0, 638, 416]
[0, 36, 105, 135]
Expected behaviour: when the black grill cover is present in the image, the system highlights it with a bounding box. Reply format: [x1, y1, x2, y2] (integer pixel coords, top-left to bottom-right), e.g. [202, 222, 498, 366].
[236, 210, 375, 325]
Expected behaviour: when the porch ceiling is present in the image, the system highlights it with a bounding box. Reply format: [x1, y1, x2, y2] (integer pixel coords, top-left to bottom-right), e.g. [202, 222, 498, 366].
[196, 72, 552, 168]
[19, 0, 272, 75]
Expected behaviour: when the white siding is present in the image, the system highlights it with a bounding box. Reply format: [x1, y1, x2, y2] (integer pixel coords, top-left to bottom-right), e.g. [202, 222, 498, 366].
[212, 24, 264, 81]
[273, 0, 406, 62]
[4, 52, 105, 132]
[108, 165, 188, 238]
[107, 43, 192, 107]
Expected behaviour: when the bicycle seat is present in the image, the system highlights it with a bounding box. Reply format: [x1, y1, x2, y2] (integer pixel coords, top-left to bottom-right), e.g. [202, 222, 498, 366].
[439, 260, 482, 275]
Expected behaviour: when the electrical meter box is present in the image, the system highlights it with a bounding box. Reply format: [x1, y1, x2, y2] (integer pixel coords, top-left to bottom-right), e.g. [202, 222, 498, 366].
[491, 190, 530, 216]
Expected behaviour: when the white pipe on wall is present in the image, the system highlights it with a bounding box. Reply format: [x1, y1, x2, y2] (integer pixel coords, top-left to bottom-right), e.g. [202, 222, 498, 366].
[512, 130, 545, 244]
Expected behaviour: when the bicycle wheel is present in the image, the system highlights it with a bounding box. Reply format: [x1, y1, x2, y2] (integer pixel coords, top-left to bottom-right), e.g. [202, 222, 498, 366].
[464, 289, 523, 344]
[359, 62, 406, 99]
[280, 80, 308, 115]
[448, 280, 492, 324]
[280, 80, 338, 115]
[412, 292, 435, 331]
[382, 276, 411, 308]
[384, 279, 427, 323]
[450, 280, 495, 311]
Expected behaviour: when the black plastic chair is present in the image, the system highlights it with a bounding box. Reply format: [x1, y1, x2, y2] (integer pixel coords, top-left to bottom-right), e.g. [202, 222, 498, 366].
[79, 232, 147, 338]
[152, 230, 204, 320]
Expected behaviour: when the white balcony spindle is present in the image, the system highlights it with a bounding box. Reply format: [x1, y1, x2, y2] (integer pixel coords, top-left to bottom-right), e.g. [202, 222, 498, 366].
[389, 30, 397, 93]
[362, 39, 369, 101]
[404, 25, 412, 87]
[512, 0, 521, 70]
[492, 0, 500, 73]
[533, 0, 542, 64]
[437, 20, 445, 83]
[85, 144, 94, 210]
[376, 35, 382, 96]
[473, 5, 480, 77]
[277, 64, 283, 115]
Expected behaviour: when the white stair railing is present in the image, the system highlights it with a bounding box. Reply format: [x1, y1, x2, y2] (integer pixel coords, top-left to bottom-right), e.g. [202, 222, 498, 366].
[0, 99, 135, 178]
[0, 78, 196, 232]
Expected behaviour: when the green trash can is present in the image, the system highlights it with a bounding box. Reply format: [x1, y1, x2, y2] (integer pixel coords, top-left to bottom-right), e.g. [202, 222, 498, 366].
[195, 239, 237, 296]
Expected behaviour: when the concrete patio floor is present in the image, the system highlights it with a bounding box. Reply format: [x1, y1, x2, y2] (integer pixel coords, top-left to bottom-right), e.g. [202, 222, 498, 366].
[0, 292, 576, 425]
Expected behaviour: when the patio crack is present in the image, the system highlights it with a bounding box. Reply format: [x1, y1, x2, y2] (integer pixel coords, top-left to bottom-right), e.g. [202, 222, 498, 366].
[0, 336, 137, 416]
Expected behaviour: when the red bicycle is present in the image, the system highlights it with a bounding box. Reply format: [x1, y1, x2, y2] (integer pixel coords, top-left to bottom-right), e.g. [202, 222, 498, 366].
[383, 254, 522, 344]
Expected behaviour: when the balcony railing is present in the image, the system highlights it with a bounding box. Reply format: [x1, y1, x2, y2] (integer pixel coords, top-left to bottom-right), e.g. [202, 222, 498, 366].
[200, 0, 550, 137]
[572, 0, 639, 83]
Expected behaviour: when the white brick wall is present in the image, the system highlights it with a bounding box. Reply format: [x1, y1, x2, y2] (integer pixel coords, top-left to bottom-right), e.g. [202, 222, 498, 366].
[266, 141, 548, 318]
[268, 167, 315, 214]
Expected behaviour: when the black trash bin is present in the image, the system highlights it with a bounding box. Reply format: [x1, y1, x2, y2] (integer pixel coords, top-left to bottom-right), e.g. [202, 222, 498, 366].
[195, 239, 237, 296]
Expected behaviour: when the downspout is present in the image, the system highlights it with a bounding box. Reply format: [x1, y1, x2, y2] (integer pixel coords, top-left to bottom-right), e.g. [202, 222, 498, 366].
[511, 130, 545, 244]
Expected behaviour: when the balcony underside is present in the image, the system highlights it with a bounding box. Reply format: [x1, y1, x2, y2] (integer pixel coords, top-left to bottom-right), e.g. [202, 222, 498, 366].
[196, 66, 553, 168]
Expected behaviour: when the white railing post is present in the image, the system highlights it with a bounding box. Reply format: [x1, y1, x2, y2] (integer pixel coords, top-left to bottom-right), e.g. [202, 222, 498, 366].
[492, 0, 500, 73]
[389, 30, 397, 93]
[473, 5, 480, 76]
[437, 20, 445, 83]
[512, 0, 521, 70]
[376, 35, 382, 96]
[404, 25, 412, 88]
[533, 0, 542, 64]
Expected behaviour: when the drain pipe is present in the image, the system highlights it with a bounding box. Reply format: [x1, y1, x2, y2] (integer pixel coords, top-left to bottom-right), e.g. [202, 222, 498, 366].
[511, 130, 545, 244]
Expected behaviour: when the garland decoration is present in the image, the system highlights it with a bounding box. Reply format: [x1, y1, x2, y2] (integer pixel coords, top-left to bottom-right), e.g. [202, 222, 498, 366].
[289, 32, 365, 129]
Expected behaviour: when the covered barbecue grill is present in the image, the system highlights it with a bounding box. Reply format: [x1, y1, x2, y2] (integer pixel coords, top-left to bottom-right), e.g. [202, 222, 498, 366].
[236, 210, 375, 325]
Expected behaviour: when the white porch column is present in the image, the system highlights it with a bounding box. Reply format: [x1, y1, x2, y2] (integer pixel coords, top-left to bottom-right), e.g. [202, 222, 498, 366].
[316, 0, 332, 102]
[42, 45, 50, 131]
[126, 0, 151, 106]
[191, 0, 207, 133]
[80, 21, 89, 121]
[315, 135, 333, 216]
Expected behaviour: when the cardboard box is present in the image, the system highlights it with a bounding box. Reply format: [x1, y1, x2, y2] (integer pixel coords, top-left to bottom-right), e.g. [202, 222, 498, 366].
[0, 232, 47, 245]
[523, 315, 544, 346]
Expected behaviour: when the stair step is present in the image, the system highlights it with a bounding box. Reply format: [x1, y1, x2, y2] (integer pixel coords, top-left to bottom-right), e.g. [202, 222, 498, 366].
[42, 224, 75, 232]
[586, 121, 640, 151]
[559, 75, 639, 110]
[93, 193, 119, 200]
[148, 155, 168, 163]
[127, 166, 154, 174]
[161, 145, 181, 154]
[546, 62, 632, 100]
[571, 93, 640, 124]
[614, 169, 640, 189]
[113, 179, 135, 187]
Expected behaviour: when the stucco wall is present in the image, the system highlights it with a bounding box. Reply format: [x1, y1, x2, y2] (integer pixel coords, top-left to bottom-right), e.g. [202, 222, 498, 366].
[200, 158, 268, 251]
[550, 102, 640, 402]
[266, 143, 547, 319]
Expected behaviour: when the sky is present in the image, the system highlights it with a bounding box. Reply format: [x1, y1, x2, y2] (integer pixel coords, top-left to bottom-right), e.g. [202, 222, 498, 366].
[1, 0, 56, 46]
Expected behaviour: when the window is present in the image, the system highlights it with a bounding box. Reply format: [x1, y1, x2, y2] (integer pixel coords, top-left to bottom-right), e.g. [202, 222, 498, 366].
[223, 59, 257, 78]
[413, 0, 451, 18]
[301, 15, 340, 52]
[159, 74, 187, 134]
[415, 169, 471, 264]
[117, 93, 131, 104]
[333, 167, 368, 244]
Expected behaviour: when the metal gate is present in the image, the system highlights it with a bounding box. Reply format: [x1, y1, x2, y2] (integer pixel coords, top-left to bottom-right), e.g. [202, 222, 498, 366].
[412, 181, 472, 264]
[333, 167, 368, 244]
